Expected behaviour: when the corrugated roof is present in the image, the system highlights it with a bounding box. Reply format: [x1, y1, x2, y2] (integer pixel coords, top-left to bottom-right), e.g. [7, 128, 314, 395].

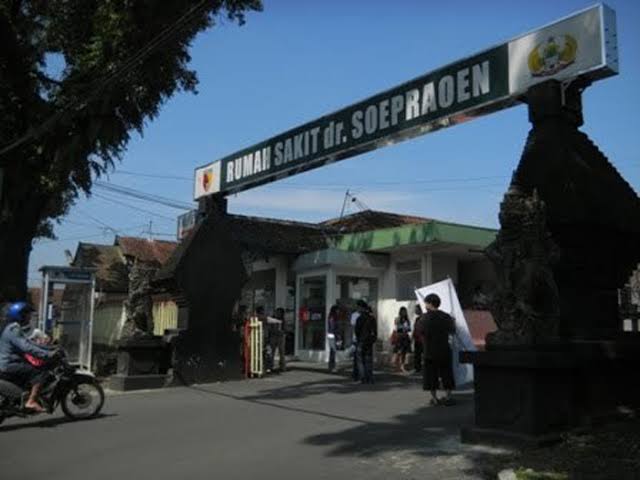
[227, 214, 329, 254]
[321, 210, 430, 233]
[155, 210, 497, 285]
[334, 220, 497, 252]
[116, 237, 178, 266]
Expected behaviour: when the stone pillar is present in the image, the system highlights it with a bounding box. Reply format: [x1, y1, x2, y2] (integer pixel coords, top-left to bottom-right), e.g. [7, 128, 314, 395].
[169, 195, 248, 385]
[514, 80, 640, 339]
[461, 80, 640, 446]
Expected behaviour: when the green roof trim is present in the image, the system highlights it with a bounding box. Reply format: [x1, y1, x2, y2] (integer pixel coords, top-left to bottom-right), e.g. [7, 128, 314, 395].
[333, 220, 497, 252]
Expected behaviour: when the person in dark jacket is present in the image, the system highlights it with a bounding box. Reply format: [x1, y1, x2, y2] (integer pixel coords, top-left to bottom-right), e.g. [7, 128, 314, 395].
[0, 302, 56, 412]
[412, 304, 424, 373]
[355, 303, 377, 384]
[421, 293, 456, 406]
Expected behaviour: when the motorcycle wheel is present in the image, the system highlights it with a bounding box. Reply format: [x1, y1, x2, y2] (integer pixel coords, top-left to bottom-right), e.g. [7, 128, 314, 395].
[61, 380, 105, 420]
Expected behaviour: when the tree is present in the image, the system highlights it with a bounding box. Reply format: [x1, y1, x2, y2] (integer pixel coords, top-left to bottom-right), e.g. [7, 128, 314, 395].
[0, 0, 261, 302]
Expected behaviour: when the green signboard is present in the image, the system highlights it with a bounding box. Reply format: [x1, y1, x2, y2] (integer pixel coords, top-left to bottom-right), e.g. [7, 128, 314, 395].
[195, 4, 618, 199]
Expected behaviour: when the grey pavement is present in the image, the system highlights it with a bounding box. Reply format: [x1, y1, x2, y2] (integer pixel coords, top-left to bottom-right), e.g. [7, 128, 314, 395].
[0, 369, 507, 480]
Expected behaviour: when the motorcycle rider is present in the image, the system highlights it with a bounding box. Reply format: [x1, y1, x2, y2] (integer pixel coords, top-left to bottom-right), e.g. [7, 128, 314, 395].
[0, 302, 57, 413]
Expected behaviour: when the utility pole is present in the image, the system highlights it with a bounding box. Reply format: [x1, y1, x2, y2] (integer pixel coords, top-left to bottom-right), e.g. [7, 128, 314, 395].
[339, 189, 350, 219]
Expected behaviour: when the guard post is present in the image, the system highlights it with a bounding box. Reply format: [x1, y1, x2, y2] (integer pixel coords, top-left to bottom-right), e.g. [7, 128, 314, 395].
[39, 266, 96, 371]
[248, 316, 263, 378]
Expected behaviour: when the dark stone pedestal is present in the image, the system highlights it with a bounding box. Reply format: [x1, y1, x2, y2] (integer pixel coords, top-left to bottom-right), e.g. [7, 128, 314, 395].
[460, 349, 578, 447]
[109, 337, 170, 391]
[109, 374, 168, 391]
[460, 338, 640, 447]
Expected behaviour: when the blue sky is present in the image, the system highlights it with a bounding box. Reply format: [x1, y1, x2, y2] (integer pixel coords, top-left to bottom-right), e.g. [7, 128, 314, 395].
[28, 0, 640, 285]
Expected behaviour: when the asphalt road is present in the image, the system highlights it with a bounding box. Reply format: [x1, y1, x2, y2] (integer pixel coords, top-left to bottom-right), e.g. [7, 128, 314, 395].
[0, 369, 494, 480]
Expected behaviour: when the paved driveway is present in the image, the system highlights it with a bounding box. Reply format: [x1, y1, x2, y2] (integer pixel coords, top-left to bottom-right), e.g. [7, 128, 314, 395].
[0, 369, 496, 480]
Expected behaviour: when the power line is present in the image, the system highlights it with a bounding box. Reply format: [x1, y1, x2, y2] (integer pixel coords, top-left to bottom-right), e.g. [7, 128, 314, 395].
[92, 192, 177, 221]
[36, 222, 149, 244]
[111, 171, 508, 187]
[110, 160, 639, 191]
[106, 169, 511, 190]
[38, 232, 113, 245]
[112, 170, 192, 181]
[75, 208, 120, 234]
[57, 218, 102, 228]
[278, 174, 510, 188]
[94, 181, 193, 210]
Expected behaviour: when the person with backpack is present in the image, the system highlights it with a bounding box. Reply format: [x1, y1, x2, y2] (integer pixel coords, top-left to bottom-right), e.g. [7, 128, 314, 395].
[355, 302, 377, 384]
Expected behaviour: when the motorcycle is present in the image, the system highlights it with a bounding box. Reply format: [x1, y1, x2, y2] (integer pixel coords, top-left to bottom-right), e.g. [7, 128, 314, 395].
[0, 350, 105, 424]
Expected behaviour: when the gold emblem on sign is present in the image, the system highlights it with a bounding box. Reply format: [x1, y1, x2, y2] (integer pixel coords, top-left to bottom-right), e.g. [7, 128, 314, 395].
[202, 170, 214, 192]
[528, 35, 577, 77]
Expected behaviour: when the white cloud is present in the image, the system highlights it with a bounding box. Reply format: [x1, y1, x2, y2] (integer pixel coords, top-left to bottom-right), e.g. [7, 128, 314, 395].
[227, 187, 415, 217]
[226, 184, 502, 228]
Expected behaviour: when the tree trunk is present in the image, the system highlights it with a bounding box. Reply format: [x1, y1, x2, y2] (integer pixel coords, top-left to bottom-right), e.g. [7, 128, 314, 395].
[0, 217, 36, 303]
[0, 170, 42, 303]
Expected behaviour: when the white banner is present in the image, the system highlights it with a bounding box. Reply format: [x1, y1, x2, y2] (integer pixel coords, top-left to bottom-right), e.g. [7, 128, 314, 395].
[415, 278, 476, 386]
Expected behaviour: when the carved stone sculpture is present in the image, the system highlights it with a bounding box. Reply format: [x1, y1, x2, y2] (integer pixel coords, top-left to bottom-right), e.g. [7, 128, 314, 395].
[485, 181, 561, 347]
[121, 261, 156, 339]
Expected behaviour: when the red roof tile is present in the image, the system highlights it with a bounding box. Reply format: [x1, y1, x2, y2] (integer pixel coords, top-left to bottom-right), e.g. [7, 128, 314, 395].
[73, 243, 128, 293]
[116, 237, 178, 266]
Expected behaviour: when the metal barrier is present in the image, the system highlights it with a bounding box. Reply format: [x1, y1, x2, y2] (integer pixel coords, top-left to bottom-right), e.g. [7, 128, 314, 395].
[246, 317, 263, 378]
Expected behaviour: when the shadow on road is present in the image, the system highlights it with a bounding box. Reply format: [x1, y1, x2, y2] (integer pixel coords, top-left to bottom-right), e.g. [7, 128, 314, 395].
[303, 391, 474, 457]
[300, 391, 500, 478]
[184, 373, 474, 431]
[241, 372, 419, 402]
[183, 381, 374, 424]
[0, 413, 117, 433]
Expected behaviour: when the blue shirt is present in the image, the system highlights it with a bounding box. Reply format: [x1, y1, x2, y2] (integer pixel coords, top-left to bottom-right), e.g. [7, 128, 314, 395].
[0, 323, 52, 370]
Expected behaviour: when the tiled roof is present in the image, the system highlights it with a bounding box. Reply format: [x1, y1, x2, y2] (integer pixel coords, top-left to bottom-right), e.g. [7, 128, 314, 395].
[116, 237, 178, 266]
[155, 214, 331, 284]
[71, 237, 178, 293]
[227, 214, 330, 254]
[72, 243, 128, 293]
[321, 210, 430, 233]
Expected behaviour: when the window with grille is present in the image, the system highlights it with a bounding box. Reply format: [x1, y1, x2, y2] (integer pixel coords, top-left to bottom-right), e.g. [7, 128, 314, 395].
[395, 260, 421, 300]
